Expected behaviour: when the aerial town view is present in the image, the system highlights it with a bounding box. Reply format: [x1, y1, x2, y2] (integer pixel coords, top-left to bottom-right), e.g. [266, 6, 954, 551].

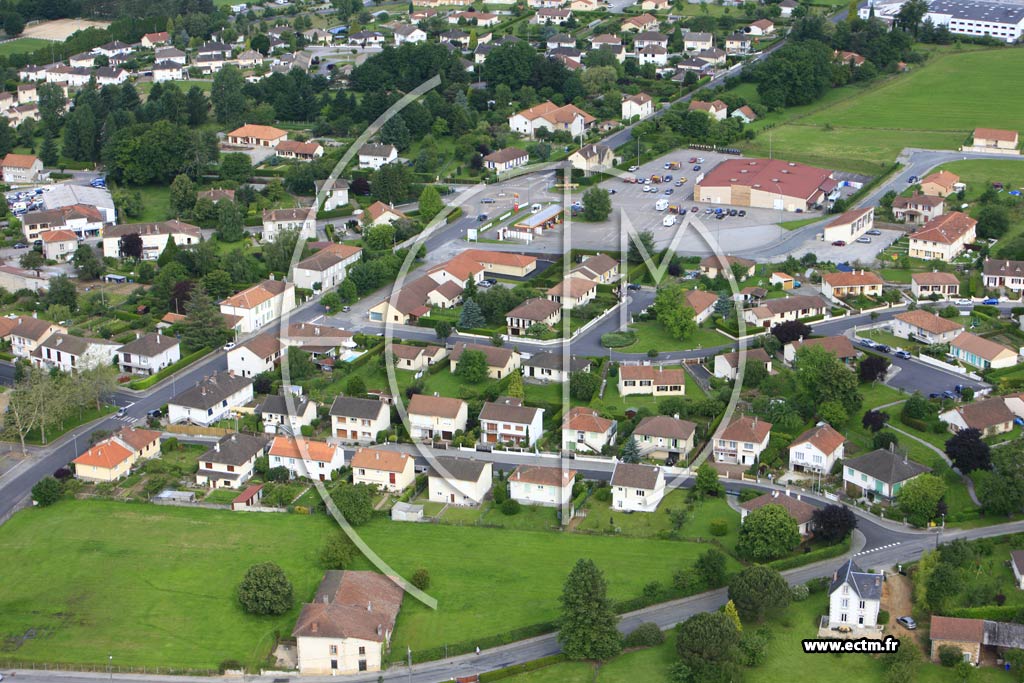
[1, 0, 1024, 681]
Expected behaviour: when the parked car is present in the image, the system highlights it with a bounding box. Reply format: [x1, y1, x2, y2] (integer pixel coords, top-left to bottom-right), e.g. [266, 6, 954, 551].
[896, 616, 917, 630]
[693, 165, 701, 171]
[907, 176, 919, 183]
[674, 180, 683, 187]
[874, 344, 891, 353]
[866, 229, 881, 235]
[478, 280, 493, 288]
[943, 390, 958, 400]
[954, 384, 965, 394]
[705, 208, 713, 214]
[856, 236, 872, 243]
[12, 242, 25, 249]
[146, 409, 162, 419]
[929, 392, 942, 399]
[481, 198, 496, 204]
[477, 214, 488, 221]
[894, 350, 911, 359]
[688, 157, 697, 163]
[664, 189, 674, 195]
[627, 283, 642, 291]
[628, 165, 639, 172]
[982, 297, 1000, 305]
[738, 210, 746, 217]
[223, 342, 236, 351]
[696, 157, 705, 163]
[832, 240, 846, 246]
[955, 298, 973, 305]
[690, 206, 699, 213]
[607, 189, 616, 195]
[728, 209, 738, 216]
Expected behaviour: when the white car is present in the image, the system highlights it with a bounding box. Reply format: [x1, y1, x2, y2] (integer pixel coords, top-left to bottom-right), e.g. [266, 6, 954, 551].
[955, 298, 973, 306]
[628, 165, 639, 172]
[223, 342, 236, 351]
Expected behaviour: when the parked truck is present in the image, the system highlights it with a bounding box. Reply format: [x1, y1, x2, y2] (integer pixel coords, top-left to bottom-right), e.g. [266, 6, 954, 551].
[650, 175, 662, 183]
[663, 214, 677, 227]
[655, 199, 669, 211]
[667, 161, 681, 170]
[668, 205, 681, 214]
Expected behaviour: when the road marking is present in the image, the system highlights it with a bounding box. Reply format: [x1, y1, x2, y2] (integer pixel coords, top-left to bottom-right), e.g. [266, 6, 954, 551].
[855, 542, 901, 556]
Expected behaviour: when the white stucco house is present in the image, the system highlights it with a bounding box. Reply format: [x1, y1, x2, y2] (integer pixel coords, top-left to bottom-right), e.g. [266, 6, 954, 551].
[427, 455, 492, 506]
[610, 462, 665, 512]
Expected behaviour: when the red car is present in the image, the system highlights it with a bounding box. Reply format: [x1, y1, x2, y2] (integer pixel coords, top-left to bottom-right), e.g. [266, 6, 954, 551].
[832, 240, 846, 246]
[688, 157, 698, 163]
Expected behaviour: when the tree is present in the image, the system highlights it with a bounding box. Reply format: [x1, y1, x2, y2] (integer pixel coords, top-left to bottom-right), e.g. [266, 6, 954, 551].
[570, 370, 600, 401]
[264, 228, 304, 274]
[695, 547, 728, 588]
[211, 65, 247, 125]
[3, 11, 24, 36]
[47, 274, 77, 311]
[458, 299, 486, 328]
[728, 565, 791, 623]
[418, 185, 444, 223]
[286, 349, 318, 381]
[237, 562, 293, 616]
[435, 321, 452, 339]
[39, 131, 58, 167]
[31, 476, 63, 506]
[896, 0, 928, 34]
[655, 284, 697, 340]
[582, 187, 612, 221]
[675, 611, 739, 664]
[620, 436, 641, 463]
[216, 201, 246, 243]
[157, 234, 182, 267]
[977, 204, 1011, 239]
[455, 349, 488, 383]
[862, 409, 889, 433]
[897, 473, 947, 527]
[170, 174, 196, 216]
[794, 345, 861, 419]
[380, 114, 411, 150]
[926, 561, 960, 612]
[319, 534, 357, 569]
[363, 223, 395, 251]
[331, 483, 375, 526]
[119, 233, 144, 261]
[627, 229, 656, 264]
[179, 282, 231, 350]
[220, 153, 253, 183]
[724, 600, 742, 633]
[945, 428, 990, 473]
[812, 504, 857, 544]
[19, 250, 43, 270]
[693, 462, 724, 497]
[507, 370, 525, 399]
[558, 558, 622, 661]
[859, 355, 890, 383]
[770, 320, 812, 344]
[736, 503, 801, 562]
[372, 163, 414, 204]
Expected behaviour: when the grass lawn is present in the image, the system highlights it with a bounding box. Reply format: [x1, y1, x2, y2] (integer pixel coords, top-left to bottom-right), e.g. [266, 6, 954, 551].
[738, 49, 1024, 173]
[779, 217, 822, 230]
[576, 492, 739, 551]
[0, 500, 748, 669]
[25, 404, 117, 445]
[0, 37, 51, 57]
[921, 159, 1024, 248]
[478, 501, 563, 530]
[203, 488, 238, 504]
[123, 184, 172, 223]
[504, 594, 1014, 683]
[624, 320, 731, 353]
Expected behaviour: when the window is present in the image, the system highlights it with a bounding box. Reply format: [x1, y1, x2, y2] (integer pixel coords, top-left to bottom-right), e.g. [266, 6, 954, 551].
[329, 645, 338, 655]
[859, 600, 865, 609]
[227, 465, 235, 472]
[635, 489, 645, 496]
[358, 646, 366, 655]
[206, 462, 213, 469]
[841, 598, 848, 607]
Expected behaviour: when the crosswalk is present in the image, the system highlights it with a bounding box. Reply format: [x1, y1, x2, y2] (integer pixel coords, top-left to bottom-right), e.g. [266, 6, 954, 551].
[112, 415, 139, 425]
[855, 541, 901, 557]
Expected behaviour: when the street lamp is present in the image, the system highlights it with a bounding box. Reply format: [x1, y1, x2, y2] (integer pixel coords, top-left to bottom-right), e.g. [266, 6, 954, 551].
[108, 654, 113, 681]
[636, 133, 644, 170]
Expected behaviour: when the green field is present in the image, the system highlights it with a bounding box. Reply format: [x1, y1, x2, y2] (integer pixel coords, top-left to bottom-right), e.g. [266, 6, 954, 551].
[623, 320, 731, 352]
[739, 49, 1024, 173]
[0, 37, 52, 57]
[0, 501, 740, 670]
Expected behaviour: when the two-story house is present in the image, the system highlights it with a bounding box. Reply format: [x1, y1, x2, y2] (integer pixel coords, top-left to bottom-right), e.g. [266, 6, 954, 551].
[508, 464, 577, 508]
[196, 433, 269, 489]
[31, 332, 119, 373]
[911, 271, 960, 300]
[546, 276, 597, 310]
[610, 462, 665, 512]
[407, 394, 468, 441]
[506, 297, 561, 336]
[330, 396, 391, 443]
[561, 406, 616, 453]
[478, 397, 544, 447]
[571, 253, 620, 284]
[167, 372, 254, 426]
[102, 220, 202, 260]
[820, 270, 884, 301]
[427, 455, 492, 506]
[227, 334, 283, 378]
[263, 208, 317, 243]
[268, 435, 345, 481]
[220, 278, 297, 335]
[908, 212, 977, 262]
[713, 415, 772, 466]
[827, 559, 882, 629]
[293, 571, 403, 675]
[357, 143, 398, 170]
[522, 351, 590, 383]
[117, 331, 181, 376]
[390, 344, 447, 372]
[8, 316, 65, 359]
[258, 393, 317, 434]
[292, 244, 363, 292]
[632, 415, 696, 463]
[983, 258, 1024, 292]
[788, 422, 845, 474]
[713, 348, 773, 380]
[892, 193, 945, 225]
[351, 448, 415, 492]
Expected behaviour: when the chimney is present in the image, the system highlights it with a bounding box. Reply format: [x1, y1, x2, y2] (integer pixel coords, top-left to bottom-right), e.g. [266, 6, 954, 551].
[311, 622, 318, 634]
[231, 434, 237, 441]
[367, 601, 372, 612]
[135, 331, 141, 340]
[214, 441, 220, 452]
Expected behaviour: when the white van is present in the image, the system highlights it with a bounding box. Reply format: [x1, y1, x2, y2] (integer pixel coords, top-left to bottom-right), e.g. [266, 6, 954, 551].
[655, 199, 669, 211]
[663, 214, 677, 227]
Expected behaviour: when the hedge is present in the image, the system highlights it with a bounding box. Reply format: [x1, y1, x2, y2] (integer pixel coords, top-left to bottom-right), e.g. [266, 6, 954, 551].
[766, 536, 852, 572]
[446, 206, 463, 224]
[318, 205, 355, 219]
[345, 342, 384, 370]
[112, 310, 141, 322]
[125, 347, 212, 390]
[390, 621, 557, 664]
[478, 655, 567, 682]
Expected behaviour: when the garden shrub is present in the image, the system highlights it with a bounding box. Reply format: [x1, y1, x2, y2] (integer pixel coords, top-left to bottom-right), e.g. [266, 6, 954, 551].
[623, 622, 665, 648]
[709, 518, 728, 536]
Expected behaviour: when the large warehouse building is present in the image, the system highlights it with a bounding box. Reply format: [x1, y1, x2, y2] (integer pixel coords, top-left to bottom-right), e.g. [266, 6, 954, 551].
[858, 0, 1024, 43]
[693, 158, 838, 212]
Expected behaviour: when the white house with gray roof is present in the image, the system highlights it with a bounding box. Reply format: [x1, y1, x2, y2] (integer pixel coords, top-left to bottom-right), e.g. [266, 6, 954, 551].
[478, 397, 544, 447]
[610, 462, 665, 512]
[329, 395, 391, 443]
[31, 332, 120, 373]
[828, 559, 882, 628]
[195, 433, 269, 489]
[117, 331, 181, 376]
[258, 393, 317, 434]
[168, 372, 254, 426]
[427, 455, 492, 506]
[842, 448, 931, 500]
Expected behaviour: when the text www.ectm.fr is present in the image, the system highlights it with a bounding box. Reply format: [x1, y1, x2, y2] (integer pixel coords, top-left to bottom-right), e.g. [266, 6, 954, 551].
[802, 636, 901, 654]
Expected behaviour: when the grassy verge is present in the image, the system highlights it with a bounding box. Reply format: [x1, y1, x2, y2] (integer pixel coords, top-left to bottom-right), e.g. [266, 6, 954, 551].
[126, 348, 211, 390]
[25, 404, 117, 445]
